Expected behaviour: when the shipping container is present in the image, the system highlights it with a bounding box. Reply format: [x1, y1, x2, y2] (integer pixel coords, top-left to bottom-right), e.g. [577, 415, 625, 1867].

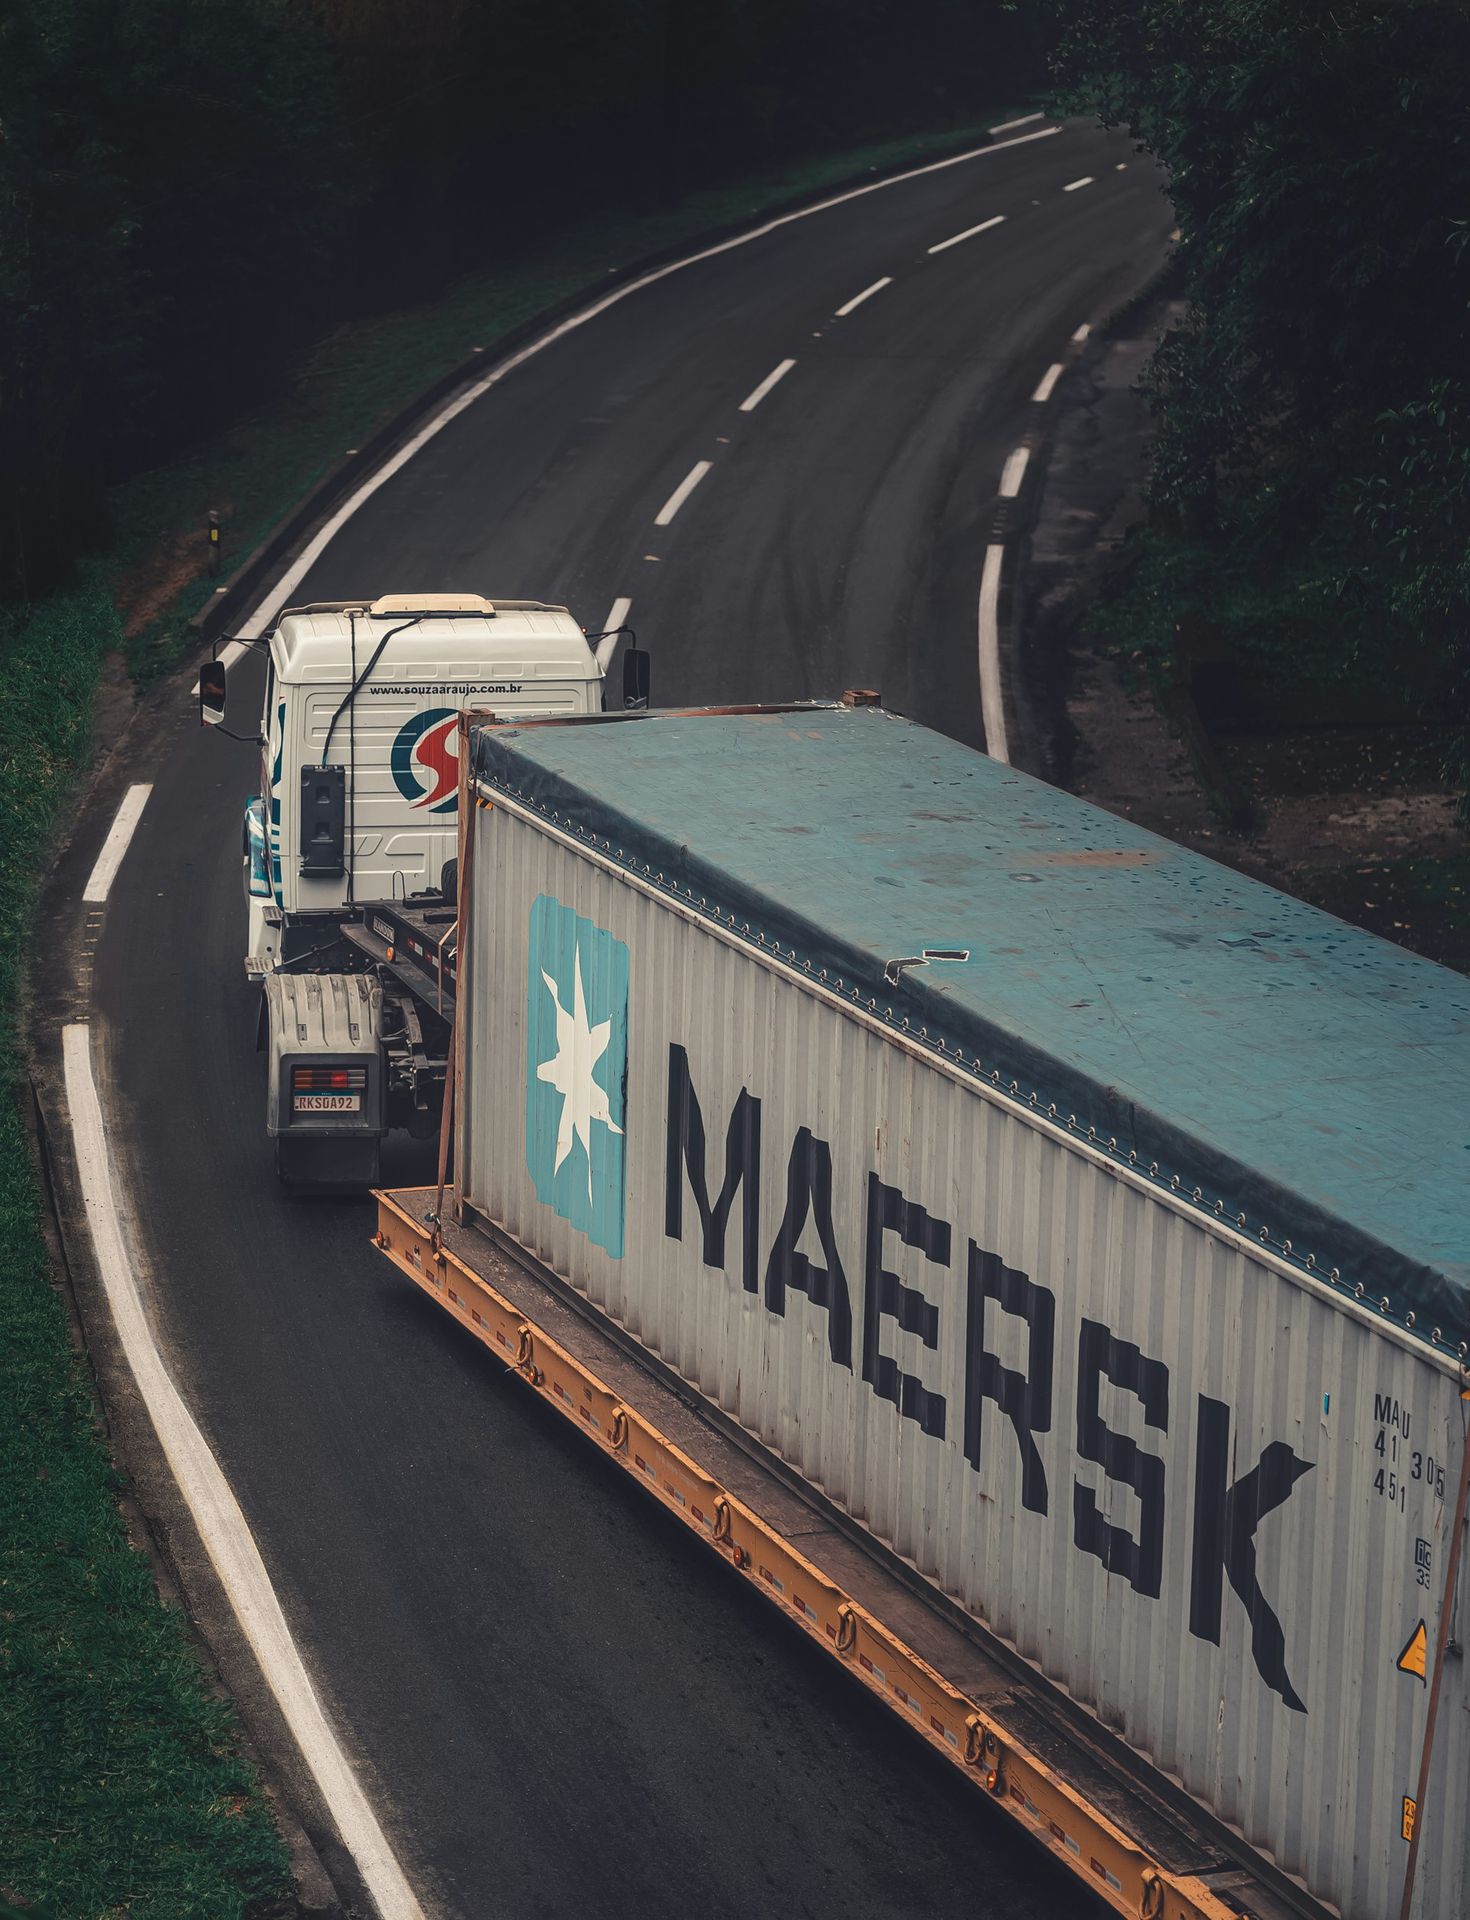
[451, 703, 1470, 1920]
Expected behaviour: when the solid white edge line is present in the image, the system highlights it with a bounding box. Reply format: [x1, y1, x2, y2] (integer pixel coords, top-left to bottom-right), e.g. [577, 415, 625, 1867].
[654, 460, 713, 528]
[989, 111, 1045, 134]
[978, 545, 1010, 766]
[188, 637, 249, 697]
[1031, 363, 1064, 404]
[998, 446, 1031, 499]
[1063, 176, 1095, 193]
[1071, 322, 1091, 343]
[738, 357, 797, 413]
[594, 597, 632, 673]
[235, 120, 1064, 637]
[926, 213, 1006, 256]
[835, 276, 893, 317]
[82, 786, 153, 905]
[61, 1026, 425, 1920]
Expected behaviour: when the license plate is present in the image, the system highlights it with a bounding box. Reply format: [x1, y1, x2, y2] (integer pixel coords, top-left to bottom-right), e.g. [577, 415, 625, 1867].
[294, 1093, 360, 1112]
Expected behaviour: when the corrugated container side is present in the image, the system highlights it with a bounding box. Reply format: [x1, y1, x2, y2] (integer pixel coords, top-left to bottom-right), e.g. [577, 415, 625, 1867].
[460, 796, 1470, 1920]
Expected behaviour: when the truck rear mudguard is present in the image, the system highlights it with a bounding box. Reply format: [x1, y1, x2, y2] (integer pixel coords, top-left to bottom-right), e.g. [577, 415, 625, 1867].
[264, 971, 385, 1188]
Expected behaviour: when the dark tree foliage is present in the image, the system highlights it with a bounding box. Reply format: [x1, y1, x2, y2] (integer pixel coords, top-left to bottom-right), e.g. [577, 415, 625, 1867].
[318, 0, 1039, 245]
[0, 0, 1042, 605]
[1047, 0, 1470, 779]
[0, 0, 357, 597]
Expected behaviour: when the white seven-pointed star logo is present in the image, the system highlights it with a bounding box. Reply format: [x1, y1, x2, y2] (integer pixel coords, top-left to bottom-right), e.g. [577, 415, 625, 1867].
[537, 945, 623, 1196]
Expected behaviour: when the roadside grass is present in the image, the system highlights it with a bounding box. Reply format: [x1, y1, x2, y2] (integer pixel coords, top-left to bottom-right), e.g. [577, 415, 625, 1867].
[0, 109, 1023, 1917]
[0, 586, 292, 1918]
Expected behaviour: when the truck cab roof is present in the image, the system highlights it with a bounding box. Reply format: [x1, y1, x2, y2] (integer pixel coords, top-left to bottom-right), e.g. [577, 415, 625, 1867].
[269, 596, 599, 686]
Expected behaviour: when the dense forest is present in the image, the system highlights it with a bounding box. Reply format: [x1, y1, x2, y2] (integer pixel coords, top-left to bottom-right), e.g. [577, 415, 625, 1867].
[1047, 0, 1470, 787]
[0, 0, 1041, 603]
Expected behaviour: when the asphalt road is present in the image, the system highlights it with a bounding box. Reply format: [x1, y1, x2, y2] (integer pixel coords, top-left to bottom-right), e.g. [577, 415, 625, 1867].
[90, 118, 1172, 1918]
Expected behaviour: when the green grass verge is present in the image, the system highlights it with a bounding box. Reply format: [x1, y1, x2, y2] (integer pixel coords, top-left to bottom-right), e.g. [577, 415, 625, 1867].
[0, 583, 292, 1918]
[0, 108, 1022, 1917]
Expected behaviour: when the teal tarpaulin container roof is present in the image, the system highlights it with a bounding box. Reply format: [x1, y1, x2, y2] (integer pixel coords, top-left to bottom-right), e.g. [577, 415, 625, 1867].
[472, 704, 1470, 1347]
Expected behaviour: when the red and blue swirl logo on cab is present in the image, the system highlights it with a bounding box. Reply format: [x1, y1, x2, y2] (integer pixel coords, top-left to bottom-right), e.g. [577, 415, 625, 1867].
[391, 708, 459, 813]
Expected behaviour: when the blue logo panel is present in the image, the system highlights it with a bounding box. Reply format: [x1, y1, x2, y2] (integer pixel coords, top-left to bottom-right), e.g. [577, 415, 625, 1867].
[525, 895, 629, 1258]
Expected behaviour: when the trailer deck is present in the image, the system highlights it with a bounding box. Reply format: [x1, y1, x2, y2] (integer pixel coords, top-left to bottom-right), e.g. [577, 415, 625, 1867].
[375, 1185, 1321, 1920]
[340, 897, 458, 1021]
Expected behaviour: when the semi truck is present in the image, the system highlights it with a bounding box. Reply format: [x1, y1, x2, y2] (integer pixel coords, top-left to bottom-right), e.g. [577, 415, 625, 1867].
[363, 701, 1470, 1920]
[198, 591, 647, 1185]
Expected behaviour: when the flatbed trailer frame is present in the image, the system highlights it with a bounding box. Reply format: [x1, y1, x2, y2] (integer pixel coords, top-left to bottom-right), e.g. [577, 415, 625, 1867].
[373, 1184, 1325, 1920]
[339, 896, 459, 1023]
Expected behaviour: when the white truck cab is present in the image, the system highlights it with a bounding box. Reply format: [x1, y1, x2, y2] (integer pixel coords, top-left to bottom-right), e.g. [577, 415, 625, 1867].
[200, 590, 644, 1187]
[237, 594, 604, 975]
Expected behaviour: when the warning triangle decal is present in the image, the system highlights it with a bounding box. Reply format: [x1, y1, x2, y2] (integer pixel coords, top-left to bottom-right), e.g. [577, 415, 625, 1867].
[1396, 1619, 1428, 1684]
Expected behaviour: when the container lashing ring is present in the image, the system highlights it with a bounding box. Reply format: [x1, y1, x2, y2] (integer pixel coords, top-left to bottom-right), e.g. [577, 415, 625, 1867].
[1139, 1870, 1165, 1920]
[965, 1716, 1002, 1791]
[712, 1496, 747, 1566]
[514, 1324, 543, 1387]
[835, 1604, 858, 1655]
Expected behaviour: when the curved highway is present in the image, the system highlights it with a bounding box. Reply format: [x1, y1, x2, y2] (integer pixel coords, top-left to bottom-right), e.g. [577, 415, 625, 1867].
[78, 118, 1171, 1917]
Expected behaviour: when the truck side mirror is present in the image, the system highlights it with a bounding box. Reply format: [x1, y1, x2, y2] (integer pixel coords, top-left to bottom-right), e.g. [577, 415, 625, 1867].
[622, 646, 650, 711]
[199, 658, 228, 727]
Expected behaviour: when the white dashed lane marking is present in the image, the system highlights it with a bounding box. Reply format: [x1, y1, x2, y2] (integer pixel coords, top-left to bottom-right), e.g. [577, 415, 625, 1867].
[998, 446, 1031, 499]
[1031, 364, 1064, 404]
[82, 786, 152, 905]
[654, 461, 713, 527]
[927, 214, 1006, 256]
[835, 277, 893, 317]
[739, 359, 796, 412]
[595, 598, 632, 672]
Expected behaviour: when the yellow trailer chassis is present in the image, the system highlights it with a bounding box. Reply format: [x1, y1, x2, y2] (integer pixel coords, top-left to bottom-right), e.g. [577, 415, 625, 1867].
[374, 1187, 1318, 1920]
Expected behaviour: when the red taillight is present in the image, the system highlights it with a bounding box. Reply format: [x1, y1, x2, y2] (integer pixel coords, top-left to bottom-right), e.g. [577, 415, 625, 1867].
[292, 1065, 366, 1091]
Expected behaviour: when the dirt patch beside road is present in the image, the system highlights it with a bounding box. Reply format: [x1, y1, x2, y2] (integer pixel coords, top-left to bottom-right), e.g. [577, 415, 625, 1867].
[1021, 292, 1470, 973]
